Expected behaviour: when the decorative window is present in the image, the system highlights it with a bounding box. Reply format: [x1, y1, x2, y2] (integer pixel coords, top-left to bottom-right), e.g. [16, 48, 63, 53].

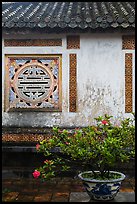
[5, 55, 62, 112]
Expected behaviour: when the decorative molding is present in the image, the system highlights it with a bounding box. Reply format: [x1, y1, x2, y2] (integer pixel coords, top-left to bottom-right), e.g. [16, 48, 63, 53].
[125, 53, 132, 113]
[4, 39, 62, 47]
[69, 54, 77, 112]
[4, 55, 62, 112]
[122, 35, 135, 50]
[2, 133, 52, 142]
[67, 35, 80, 49]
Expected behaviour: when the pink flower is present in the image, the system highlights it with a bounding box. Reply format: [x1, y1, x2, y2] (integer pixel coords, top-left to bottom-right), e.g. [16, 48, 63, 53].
[36, 144, 40, 150]
[101, 120, 108, 125]
[32, 170, 40, 179]
[44, 159, 49, 163]
[65, 142, 69, 145]
[44, 160, 53, 164]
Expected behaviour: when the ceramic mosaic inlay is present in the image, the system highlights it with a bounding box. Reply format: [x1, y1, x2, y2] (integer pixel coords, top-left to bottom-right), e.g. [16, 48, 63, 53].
[67, 36, 80, 49]
[2, 134, 52, 142]
[69, 54, 77, 112]
[122, 35, 135, 50]
[125, 53, 132, 113]
[4, 39, 62, 46]
[5, 55, 62, 111]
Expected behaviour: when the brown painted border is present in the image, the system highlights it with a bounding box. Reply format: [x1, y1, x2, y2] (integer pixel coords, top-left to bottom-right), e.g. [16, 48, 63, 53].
[122, 35, 135, 50]
[4, 39, 62, 47]
[125, 53, 132, 113]
[67, 36, 80, 49]
[2, 133, 52, 142]
[69, 54, 77, 112]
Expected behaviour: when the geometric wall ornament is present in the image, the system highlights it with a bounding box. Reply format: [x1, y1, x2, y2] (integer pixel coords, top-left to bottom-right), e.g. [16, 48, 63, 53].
[4, 39, 62, 47]
[122, 35, 135, 50]
[125, 53, 132, 113]
[2, 133, 52, 143]
[4, 55, 62, 112]
[69, 54, 77, 112]
[67, 35, 80, 49]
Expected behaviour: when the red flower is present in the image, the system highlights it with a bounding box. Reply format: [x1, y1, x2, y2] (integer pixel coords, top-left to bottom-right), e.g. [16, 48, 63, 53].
[32, 170, 40, 179]
[75, 128, 80, 130]
[36, 144, 40, 150]
[101, 120, 108, 125]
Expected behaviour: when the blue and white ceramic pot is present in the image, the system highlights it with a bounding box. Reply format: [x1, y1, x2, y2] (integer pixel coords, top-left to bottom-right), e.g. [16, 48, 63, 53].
[78, 171, 125, 201]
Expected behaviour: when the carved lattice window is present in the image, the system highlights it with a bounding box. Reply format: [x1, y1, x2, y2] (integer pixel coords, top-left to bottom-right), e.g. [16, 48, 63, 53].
[5, 55, 62, 111]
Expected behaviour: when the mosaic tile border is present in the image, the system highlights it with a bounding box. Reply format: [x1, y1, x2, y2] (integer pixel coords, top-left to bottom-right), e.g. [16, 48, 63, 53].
[2, 134, 52, 142]
[122, 35, 135, 50]
[69, 54, 77, 112]
[4, 39, 62, 47]
[67, 36, 80, 49]
[125, 53, 132, 113]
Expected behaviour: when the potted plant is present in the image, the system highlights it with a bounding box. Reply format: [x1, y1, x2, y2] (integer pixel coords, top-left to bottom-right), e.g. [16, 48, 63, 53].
[32, 113, 135, 201]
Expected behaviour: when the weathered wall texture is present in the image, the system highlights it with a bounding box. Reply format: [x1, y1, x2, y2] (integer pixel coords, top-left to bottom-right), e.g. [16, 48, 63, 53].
[2, 33, 135, 128]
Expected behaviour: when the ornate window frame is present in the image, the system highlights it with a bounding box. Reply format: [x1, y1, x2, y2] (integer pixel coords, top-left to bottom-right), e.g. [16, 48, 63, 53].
[4, 54, 62, 112]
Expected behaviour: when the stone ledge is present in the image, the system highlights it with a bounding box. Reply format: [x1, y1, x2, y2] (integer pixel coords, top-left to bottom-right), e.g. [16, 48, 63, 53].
[2, 127, 75, 143]
[2, 127, 53, 134]
[69, 192, 135, 202]
[2, 127, 75, 134]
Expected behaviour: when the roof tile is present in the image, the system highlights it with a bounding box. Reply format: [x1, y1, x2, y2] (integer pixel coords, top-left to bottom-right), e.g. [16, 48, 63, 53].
[2, 2, 135, 30]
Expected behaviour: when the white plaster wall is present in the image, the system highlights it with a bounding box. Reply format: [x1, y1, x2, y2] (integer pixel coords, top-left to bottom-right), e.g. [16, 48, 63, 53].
[2, 32, 135, 128]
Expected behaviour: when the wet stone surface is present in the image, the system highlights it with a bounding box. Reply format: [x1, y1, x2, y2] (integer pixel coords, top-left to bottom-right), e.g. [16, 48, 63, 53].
[69, 192, 135, 202]
[2, 177, 135, 202]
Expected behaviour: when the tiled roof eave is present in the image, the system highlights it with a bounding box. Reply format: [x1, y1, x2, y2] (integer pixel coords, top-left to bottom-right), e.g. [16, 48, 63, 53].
[3, 22, 135, 30]
[2, 26, 135, 36]
[2, 2, 135, 30]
